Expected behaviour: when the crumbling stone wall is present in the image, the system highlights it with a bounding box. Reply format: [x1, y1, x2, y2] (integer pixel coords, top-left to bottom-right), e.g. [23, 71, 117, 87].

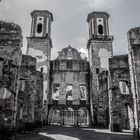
[128, 27, 140, 137]
[0, 21, 23, 65]
[88, 39, 113, 126]
[109, 55, 133, 132]
[0, 58, 19, 93]
[97, 71, 109, 127]
[33, 71, 43, 126]
[18, 55, 43, 127]
[0, 57, 18, 128]
[0, 21, 23, 129]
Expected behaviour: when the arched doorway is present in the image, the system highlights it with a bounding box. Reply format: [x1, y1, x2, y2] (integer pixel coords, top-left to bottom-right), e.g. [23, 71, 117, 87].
[78, 108, 89, 126]
[64, 108, 74, 125]
[49, 108, 60, 125]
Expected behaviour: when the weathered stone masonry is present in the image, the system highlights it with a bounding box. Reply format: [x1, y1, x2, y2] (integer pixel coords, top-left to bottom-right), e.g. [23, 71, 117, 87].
[26, 10, 53, 122]
[109, 55, 134, 131]
[48, 46, 91, 126]
[128, 27, 140, 136]
[0, 21, 23, 129]
[87, 12, 113, 126]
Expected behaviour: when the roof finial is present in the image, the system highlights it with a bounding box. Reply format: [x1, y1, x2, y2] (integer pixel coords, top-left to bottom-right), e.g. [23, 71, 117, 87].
[68, 45, 71, 48]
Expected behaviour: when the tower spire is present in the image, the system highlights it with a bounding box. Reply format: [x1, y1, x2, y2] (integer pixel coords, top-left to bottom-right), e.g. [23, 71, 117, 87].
[26, 10, 53, 123]
[30, 10, 53, 38]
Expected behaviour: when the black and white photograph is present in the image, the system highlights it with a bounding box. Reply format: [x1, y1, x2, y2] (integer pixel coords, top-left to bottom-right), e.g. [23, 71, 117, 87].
[0, 0, 140, 139]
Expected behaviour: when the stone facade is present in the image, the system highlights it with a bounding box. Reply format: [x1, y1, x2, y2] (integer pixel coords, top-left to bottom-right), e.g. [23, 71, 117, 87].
[108, 55, 133, 131]
[48, 46, 91, 126]
[128, 27, 140, 137]
[0, 21, 23, 129]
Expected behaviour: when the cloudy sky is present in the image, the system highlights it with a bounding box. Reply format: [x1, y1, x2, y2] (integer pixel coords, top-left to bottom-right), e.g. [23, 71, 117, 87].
[0, 0, 140, 59]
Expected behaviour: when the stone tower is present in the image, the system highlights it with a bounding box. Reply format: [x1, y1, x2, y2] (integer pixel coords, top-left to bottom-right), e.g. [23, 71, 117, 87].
[87, 11, 113, 125]
[128, 27, 140, 136]
[26, 10, 53, 103]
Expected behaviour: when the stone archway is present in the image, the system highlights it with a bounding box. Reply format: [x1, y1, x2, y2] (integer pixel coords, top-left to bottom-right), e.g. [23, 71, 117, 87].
[64, 108, 74, 125]
[78, 108, 89, 126]
[118, 80, 134, 130]
[48, 108, 61, 125]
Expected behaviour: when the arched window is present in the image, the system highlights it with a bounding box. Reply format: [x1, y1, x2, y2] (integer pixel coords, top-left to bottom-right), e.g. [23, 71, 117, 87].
[119, 81, 129, 94]
[78, 108, 89, 125]
[52, 84, 60, 100]
[98, 24, 103, 35]
[66, 85, 73, 100]
[37, 23, 42, 33]
[80, 85, 87, 100]
[40, 67, 43, 72]
[49, 108, 60, 125]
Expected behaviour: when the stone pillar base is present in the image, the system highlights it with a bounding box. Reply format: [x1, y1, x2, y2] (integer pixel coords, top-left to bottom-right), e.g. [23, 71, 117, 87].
[133, 128, 139, 138]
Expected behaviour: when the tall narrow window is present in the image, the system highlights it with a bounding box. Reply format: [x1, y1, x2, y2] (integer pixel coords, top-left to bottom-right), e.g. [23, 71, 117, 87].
[66, 85, 73, 101]
[80, 85, 87, 100]
[98, 24, 103, 35]
[90, 21, 93, 35]
[96, 68, 99, 74]
[55, 61, 60, 69]
[67, 48, 72, 59]
[52, 84, 60, 100]
[119, 81, 129, 94]
[37, 23, 42, 33]
[66, 60, 73, 69]
[122, 82, 126, 93]
[89, 21, 93, 37]
[40, 67, 43, 72]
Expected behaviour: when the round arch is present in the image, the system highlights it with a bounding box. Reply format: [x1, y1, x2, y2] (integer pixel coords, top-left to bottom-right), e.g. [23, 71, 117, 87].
[48, 108, 61, 125]
[78, 108, 89, 126]
[37, 23, 43, 33]
[64, 107, 74, 125]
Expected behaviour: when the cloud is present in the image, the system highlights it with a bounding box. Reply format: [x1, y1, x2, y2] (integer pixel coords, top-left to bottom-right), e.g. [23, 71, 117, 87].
[1, 0, 140, 60]
[81, 0, 125, 10]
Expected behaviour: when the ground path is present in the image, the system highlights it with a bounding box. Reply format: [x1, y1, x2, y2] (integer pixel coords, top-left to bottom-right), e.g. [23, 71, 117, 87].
[18, 125, 137, 140]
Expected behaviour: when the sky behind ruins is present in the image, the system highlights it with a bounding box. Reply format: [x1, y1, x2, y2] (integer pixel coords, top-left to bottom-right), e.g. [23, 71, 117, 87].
[0, 0, 140, 59]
